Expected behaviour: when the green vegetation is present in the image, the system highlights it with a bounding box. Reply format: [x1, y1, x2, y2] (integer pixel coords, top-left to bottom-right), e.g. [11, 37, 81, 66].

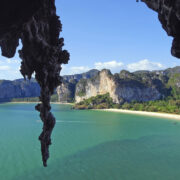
[167, 73, 180, 99]
[50, 94, 59, 102]
[11, 97, 39, 102]
[74, 93, 114, 109]
[74, 93, 180, 114]
[11, 94, 59, 103]
[120, 99, 180, 114]
[76, 79, 87, 97]
[74, 67, 180, 114]
[76, 92, 86, 97]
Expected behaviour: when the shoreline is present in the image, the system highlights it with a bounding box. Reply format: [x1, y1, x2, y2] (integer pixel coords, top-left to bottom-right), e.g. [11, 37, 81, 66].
[2, 102, 180, 120]
[97, 109, 180, 120]
[4, 101, 74, 105]
[51, 102, 74, 105]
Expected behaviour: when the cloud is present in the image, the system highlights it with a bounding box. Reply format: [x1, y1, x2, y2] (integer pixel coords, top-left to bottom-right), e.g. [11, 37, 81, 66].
[61, 65, 90, 75]
[70, 66, 90, 74]
[62, 60, 124, 75]
[61, 59, 165, 76]
[0, 57, 165, 79]
[0, 58, 21, 80]
[94, 60, 124, 72]
[6, 59, 19, 64]
[0, 65, 11, 70]
[0, 59, 19, 64]
[127, 59, 165, 72]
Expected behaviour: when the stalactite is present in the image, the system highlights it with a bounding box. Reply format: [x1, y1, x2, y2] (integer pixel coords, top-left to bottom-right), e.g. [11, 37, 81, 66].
[139, 0, 180, 59]
[0, 0, 69, 166]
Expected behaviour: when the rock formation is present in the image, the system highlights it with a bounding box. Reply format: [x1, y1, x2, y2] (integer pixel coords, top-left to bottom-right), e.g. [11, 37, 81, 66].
[0, 70, 99, 103]
[56, 67, 180, 104]
[63, 69, 99, 82]
[57, 80, 77, 103]
[140, 0, 180, 58]
[75, 70, 118, 103]
[75, 69, 169, 104]
[0, 79, 40, 102]
[0, 0, 69, 166]
[57, 70, 99, 102]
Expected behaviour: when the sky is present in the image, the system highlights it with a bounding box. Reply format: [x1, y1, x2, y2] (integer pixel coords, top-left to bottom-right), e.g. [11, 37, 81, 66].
[0, 0, 180, 80]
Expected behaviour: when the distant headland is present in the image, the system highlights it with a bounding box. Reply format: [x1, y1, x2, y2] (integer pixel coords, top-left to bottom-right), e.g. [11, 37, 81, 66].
[1, 66, 180, 115]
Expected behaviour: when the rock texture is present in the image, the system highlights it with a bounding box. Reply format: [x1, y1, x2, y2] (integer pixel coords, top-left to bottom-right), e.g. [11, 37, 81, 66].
[57, 80, 77, 103]
[75, 70, 118, 103]
[63, 69, 99, 82]
[0, 79, 40, 102]
[57, 70, 99, 102]
[0, 0, 69, 166]
[140, 0, 180, 58]
[0, 70, 99, 103]
[56, 67, 180, 104]
[75, 69, 169, 104]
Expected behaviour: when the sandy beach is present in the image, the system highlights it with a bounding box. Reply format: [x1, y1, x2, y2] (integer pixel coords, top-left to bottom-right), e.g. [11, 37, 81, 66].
[98, 109, 180, 120]
[4, 102, 180, 120]
[51, 102, 74, 105]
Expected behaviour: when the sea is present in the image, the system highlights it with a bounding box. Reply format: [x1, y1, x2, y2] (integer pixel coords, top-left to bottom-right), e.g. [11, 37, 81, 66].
[0, 103, 180, 180]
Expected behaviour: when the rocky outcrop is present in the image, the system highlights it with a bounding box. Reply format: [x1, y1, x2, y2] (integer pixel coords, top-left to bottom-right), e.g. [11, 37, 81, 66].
[56, 70, 99, 102]
[75, 70, 118, 103]
[141, 0, 180, 58]
[0, 70, 99, 103]
[75, 68, 177, 104]
[63, 69, 99, 82]
[0, 79, 40, 102]
[56, 80, 77, 103]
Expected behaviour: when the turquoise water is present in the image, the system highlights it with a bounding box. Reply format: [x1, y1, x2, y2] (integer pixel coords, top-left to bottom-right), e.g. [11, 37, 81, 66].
[0, 103, 180, 180]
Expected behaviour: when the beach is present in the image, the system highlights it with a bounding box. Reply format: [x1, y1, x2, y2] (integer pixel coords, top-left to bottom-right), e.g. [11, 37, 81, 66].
[98, 109, 180, 120]
[2, 102, 180, 120]
[4, 102, 180, 120]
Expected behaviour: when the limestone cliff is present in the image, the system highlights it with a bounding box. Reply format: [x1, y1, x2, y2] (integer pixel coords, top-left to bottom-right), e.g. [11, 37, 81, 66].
[75, 70, 118, 103]
[75, 68, 175, 104]
[56, 69, 99, 102]
[56, 80, 77, 103]
[63, 69, 99, 82]
[0, 79, 40, 102]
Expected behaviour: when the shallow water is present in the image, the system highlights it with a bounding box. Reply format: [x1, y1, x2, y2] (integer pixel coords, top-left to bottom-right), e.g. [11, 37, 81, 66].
[0, 103, 180, 180]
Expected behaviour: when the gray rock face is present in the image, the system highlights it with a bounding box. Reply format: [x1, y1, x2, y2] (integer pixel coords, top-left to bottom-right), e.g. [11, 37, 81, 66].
[0, 69, 99, 103]
[63, 69, 99, 82]
[56, 70, 99, 102]
[74, 67, 179, 104]
[115, 82, 161, 103]
[56, 80, 76, 103]
[75, 70, 116, 103]
[0, 79, 40, 102]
